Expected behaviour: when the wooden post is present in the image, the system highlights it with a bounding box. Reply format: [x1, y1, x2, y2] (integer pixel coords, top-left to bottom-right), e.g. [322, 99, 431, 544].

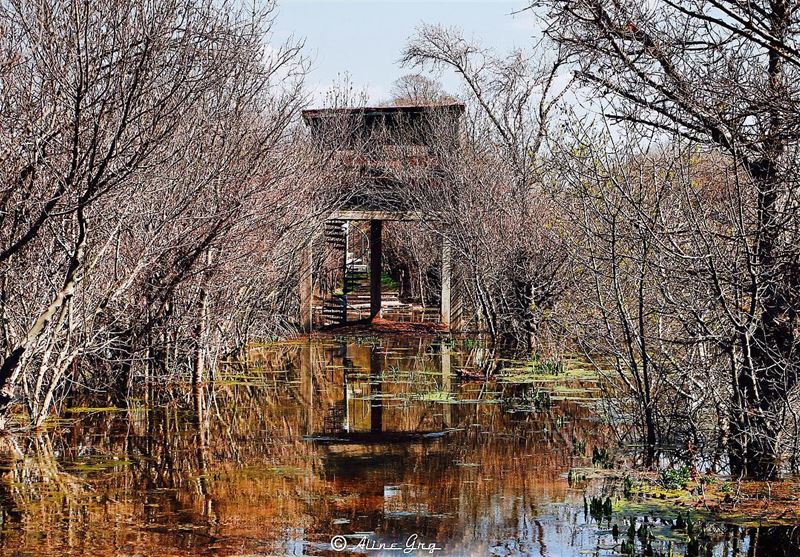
[369, 220, 383, 321]
[441, 239, 452, 328]
[342, 222, 349, 323]
[299, 242, 313, 332]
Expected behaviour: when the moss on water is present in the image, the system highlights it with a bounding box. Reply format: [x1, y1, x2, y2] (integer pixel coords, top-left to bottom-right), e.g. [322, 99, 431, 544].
[65, 407, 122, 414]
[65, 457, 134, 473]
[412, 391, 455, 402]
[497, 357, 600, 385]
[611, 473, 800, 527]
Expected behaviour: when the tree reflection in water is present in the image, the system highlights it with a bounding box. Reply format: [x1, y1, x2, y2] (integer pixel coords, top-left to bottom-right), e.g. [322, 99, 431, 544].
[0, 338, 796, 556]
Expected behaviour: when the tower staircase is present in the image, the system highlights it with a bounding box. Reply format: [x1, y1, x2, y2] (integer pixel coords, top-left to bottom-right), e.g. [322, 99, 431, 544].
[318, 219, 401, 327]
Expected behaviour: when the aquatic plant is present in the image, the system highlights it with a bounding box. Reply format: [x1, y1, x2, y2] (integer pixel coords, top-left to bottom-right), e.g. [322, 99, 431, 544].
[659, 466, 691, 490]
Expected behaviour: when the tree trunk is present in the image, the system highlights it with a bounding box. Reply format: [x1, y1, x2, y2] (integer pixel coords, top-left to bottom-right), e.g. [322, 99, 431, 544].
[0, 208, 88, 429]
[729, 155, 796, 479]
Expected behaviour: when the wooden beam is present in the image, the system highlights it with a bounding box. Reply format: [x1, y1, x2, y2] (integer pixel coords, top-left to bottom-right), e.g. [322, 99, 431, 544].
[330, 210, 422, 222]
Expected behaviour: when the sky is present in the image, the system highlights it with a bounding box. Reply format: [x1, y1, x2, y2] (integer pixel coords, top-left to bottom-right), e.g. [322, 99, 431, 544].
[272, 0, 540, 106]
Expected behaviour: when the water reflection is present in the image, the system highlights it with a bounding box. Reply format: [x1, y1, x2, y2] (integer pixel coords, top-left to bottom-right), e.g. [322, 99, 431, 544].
[0, 338, 796, 556]
[302, 342, 455, 440]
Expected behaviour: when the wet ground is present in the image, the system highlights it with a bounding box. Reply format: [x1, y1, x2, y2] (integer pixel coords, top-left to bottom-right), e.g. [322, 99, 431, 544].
[0, 336, 797, 556]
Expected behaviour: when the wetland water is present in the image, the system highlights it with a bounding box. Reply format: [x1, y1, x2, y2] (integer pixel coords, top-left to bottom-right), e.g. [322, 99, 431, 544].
[0, 336, 797, 556]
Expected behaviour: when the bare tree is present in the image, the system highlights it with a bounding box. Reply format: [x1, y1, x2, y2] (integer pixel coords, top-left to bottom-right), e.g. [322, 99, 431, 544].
[537, 0, 800, 478]
[0, 0, 310, 428]
[398, 25, 572, 345]
[389, 74, 453, 105]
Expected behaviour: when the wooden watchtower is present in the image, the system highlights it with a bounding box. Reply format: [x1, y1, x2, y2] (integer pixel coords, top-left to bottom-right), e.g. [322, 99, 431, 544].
[299, 102, 465, 331]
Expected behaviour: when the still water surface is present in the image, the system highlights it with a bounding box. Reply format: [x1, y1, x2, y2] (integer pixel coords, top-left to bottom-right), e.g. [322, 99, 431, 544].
[0, 337, 797, 556]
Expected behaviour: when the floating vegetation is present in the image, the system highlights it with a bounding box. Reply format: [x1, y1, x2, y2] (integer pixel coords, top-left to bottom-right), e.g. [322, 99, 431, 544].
[411, 390, 455, 402]
[65, 406, 122, 414]
[63, 455, 134, 473]
[659, 465, 691, 490]
[614, 471, 800, 527]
